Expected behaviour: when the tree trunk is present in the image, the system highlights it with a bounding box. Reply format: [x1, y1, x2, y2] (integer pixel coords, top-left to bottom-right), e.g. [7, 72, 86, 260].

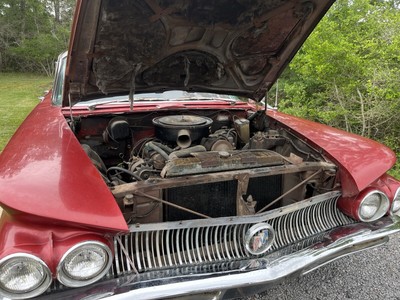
[19, 0, 26, 37]
[53, 0, 61, 23]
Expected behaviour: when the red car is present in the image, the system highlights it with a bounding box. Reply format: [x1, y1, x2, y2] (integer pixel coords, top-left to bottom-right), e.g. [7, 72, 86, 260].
[0, 0, 399, 299]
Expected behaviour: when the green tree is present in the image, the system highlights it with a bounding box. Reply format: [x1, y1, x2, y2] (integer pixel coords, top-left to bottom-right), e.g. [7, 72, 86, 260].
[0, 0, 74, 74]
[273, 0, 400, 177]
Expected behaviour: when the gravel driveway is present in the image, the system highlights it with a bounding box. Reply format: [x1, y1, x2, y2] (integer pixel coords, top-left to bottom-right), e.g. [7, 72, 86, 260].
[243, 232, 400, 300]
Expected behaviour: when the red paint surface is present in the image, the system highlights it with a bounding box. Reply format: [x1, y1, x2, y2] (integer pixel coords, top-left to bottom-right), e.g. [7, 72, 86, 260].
[0, 96, 127, 232]
[268, 110, 396, 197]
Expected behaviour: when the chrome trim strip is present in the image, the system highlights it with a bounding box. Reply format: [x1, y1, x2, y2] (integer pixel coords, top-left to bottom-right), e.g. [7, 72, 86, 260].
[128, 191, 341, 231]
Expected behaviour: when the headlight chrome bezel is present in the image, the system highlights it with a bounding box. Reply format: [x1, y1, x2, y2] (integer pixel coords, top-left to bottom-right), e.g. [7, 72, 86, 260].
[0, 253, 52, 300]
[390, 187, 400, 215]
[357, 190, 390, 222]
[57, 241, 112, 288]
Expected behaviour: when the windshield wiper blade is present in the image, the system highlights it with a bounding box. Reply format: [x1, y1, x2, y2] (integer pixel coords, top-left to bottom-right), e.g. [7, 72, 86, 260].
[86, 99, 130, 111]
[177, 97, 237, 104]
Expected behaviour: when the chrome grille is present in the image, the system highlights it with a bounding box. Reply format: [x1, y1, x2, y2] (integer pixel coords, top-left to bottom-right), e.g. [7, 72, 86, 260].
[269, 196, 352, 249]
[112, 191, 354, 275]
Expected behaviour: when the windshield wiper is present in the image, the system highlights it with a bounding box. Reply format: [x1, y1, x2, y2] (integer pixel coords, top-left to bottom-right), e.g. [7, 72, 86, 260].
[177, 97, 237, 105]
[86, 99, 130, 111]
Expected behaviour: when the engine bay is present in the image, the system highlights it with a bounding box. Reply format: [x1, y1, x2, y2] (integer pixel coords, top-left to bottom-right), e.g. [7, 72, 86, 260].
[71, 108, 338, 225]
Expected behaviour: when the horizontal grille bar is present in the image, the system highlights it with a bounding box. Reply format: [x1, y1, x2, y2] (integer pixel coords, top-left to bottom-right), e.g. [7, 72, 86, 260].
[112, 192, 354, 275]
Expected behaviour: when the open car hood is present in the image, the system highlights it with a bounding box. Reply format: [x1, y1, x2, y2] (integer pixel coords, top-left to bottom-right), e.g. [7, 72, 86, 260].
[64, 0, 334, 106]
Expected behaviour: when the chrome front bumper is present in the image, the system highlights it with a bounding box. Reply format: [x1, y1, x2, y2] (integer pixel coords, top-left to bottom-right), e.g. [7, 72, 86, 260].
[41, 217, 400, 300]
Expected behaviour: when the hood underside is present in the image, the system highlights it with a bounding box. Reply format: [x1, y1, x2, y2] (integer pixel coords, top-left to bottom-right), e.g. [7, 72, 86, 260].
[64, 0, 335, 106]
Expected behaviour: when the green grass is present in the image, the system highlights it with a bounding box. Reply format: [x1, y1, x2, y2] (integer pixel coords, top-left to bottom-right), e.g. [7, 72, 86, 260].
[0, 73, 52, 152]
[389, 162, 400, 179]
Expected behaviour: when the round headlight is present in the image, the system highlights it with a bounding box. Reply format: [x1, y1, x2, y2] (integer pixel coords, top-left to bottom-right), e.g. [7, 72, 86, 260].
[391, 188, 400, 216]
[57, 241, 112, 287]
[358, 191, 390, 222]
[0, 253, 52, 299]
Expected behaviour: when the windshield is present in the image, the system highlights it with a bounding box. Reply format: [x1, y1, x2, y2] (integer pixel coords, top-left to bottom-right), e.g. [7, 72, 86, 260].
[52, 52, 67, 105]
[128, 90, 242, 101]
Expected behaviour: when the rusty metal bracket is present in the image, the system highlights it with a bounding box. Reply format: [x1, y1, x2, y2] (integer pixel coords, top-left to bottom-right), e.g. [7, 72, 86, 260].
[115, 235, 139, 274]
[112, 162, 336, 198]
[235, 173, 250, 215]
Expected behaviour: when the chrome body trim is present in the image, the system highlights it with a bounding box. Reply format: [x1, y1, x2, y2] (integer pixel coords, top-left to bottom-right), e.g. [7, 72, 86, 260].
[127, 191, 342, 231]
[41, 217, 400, 300]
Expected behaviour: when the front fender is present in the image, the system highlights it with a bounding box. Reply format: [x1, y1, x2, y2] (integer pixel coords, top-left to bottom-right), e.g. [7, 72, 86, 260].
[269, 110, 396, 197]
[0, 96, 127, 232]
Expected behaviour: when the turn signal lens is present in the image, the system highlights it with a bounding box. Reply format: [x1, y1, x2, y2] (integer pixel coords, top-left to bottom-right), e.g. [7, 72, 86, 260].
[57, 241, 112, 287]
[0, 253, 52, 299]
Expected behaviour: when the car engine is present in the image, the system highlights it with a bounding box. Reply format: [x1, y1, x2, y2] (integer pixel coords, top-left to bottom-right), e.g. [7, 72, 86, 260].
[73, 108, 337, 225]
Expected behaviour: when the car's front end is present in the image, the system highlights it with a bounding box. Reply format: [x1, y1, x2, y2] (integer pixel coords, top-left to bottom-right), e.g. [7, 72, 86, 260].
[0, 0, 399, 299]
